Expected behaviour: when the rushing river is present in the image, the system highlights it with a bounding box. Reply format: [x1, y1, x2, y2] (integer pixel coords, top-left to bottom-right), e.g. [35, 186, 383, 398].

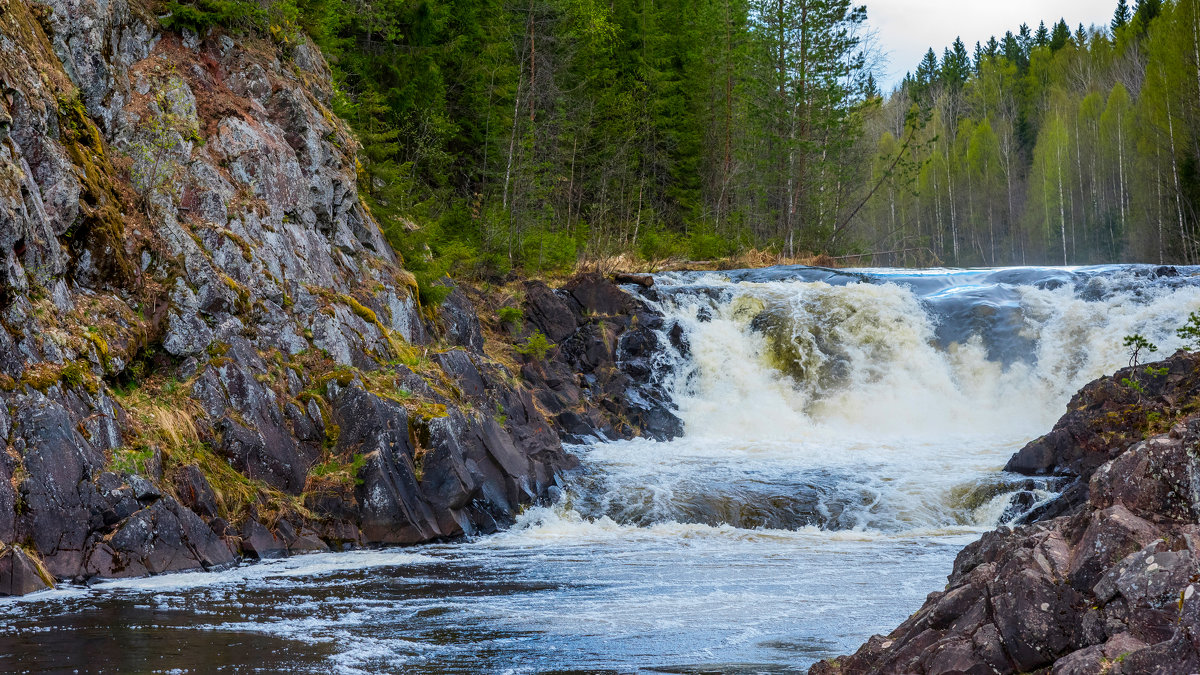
[5, 265, 1200, 674]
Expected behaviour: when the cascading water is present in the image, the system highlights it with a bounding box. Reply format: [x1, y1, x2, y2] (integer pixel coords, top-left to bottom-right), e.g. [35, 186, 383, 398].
[528, 265, 1200, 538]
[5, 265, 1200, 674]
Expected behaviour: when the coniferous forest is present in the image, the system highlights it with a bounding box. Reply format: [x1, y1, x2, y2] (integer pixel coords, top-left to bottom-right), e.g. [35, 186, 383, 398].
[170, 0, 1200, 276]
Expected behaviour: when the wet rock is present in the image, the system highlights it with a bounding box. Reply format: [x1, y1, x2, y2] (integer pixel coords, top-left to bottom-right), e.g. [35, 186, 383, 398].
[240, 519, 287, 559]
[566, 273, 637, 317]
[0, 450, 14, 545]
[1005, 350, 1200, 509]
[335, 385, 441, 544]
[523, 281, 579, 343]
[1051, 633, 1147, 675]
[195, 359, 316, 494]
[1067, 505, 1162, 593]
[15, 393, 108, 579]
[434, 350, 486, 398]
[275, 520, 330, 555]
[88, 498, 236, 579]
[0, 0, 587, 595]
[517, 274, 684, 443]
[0, 546, 52, 596]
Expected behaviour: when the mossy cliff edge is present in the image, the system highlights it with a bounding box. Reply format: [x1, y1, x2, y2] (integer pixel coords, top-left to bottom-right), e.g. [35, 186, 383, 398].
[0, 0, 680, 594]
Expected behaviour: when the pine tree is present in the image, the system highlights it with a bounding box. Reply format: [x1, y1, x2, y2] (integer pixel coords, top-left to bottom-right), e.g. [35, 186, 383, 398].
[942, 38, 970, 88]
[1113, 0, 1132, 32]
[1050, 19, 1071, 51]
[1035, 21, 1050, 47]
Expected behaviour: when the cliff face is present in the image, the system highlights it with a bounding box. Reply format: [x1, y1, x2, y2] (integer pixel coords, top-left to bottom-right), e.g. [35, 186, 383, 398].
[811, 351, 1200, 675]
[0, 0, 679, 594]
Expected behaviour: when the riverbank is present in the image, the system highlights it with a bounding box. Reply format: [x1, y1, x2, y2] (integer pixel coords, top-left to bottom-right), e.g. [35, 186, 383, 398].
[0, 0, 686, 595]
[811, 349, 1200, 674]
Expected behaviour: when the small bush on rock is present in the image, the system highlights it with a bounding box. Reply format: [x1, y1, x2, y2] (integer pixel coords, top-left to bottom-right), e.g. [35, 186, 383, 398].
[515, 330, 554, 360]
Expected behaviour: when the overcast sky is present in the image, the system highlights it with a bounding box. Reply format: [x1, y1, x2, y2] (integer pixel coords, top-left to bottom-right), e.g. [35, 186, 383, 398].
[865, 0, 1116, 89]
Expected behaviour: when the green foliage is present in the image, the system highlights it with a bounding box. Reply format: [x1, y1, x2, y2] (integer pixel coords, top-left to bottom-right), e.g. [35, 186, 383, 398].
[497, 306, 524, 327]
[162, 0, 267, 34]
[310, 453, 367, 486]
[59, 361, 87, 390]
[1121, 333, 1166, 396]
[515, 330, 555, 360]
[1121, 376, 1146, 395]
[1123, 333, 1158, 368]
[110, 446, 155, 475]
[1177, 311, 1200, 351]
[155, 0, 1200, 272]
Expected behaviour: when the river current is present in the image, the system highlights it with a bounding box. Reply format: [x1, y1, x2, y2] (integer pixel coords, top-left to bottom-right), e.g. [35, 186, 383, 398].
[4, 265, 1200, 674]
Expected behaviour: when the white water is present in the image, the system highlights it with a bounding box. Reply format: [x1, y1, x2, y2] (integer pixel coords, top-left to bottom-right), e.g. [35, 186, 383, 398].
[4, 265, 1200, 673]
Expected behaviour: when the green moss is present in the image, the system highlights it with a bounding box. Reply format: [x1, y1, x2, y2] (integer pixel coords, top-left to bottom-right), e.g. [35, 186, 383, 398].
[317, 367, 358, 389]
[110, 446, 155, 475]
[20, 364, 62, 392]
[221, 275, 252, 315]
[308, 452, 365, 487]
[206, 341, 231, 357]
[59, 361, 86, 389]
[56, 93, 135, 287]
[82, 329, 113, 373]
[340, 294, 379, 325]
[223, 230, 254, 262]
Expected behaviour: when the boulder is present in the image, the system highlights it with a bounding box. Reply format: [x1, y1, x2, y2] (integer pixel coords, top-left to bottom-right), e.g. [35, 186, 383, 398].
[0, 546, 53, 596]
[240, 519, 287, 559]
[85, 498, 236, 579]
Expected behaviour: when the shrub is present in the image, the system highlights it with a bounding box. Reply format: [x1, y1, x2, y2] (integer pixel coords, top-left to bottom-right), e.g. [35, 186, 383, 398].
[497, 306, 523, 328]
[521, 228, 577, 273]
[638, 228, 684, 262]
[1177, 311, 1200, 351]
[515, 330, 555, 360]
[1123, 333, 1157, 368]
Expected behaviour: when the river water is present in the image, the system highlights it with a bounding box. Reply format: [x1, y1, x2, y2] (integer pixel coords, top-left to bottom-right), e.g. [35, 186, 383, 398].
[4, 265, 1200, 674]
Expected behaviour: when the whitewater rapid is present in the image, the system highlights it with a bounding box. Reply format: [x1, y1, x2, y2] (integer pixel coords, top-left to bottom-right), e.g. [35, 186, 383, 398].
[4, 265, 1200, 673]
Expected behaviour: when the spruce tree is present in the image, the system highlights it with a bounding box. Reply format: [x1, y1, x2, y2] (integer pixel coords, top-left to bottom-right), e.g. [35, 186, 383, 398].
[1112, 0, 1131, 32]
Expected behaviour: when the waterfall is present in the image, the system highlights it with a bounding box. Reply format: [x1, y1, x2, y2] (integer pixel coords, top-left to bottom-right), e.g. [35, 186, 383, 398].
[519, 265, 1200, 535]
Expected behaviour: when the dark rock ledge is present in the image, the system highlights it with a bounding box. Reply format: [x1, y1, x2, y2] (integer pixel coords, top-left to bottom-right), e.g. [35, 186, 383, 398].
[811, 350, 1200, 675]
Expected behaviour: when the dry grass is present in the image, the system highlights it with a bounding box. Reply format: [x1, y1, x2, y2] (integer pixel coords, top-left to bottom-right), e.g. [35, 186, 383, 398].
[113, 378, 311, 525]
[572, 249, 842, 276]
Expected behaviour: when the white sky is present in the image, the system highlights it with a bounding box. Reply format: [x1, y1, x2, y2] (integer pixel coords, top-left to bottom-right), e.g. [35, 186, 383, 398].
[865, 0, 1116, 89]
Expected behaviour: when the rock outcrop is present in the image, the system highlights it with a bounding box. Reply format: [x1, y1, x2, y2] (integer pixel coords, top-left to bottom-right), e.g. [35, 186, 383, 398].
[811, 351, 1200, 674]
[514, 273, 683, 443]
[0, 0, 669, 595]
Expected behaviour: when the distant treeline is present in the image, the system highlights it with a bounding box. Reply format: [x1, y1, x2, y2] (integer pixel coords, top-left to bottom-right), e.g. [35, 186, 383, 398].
[858, 0, 1200, 267]
[165, 0, 1200, 277]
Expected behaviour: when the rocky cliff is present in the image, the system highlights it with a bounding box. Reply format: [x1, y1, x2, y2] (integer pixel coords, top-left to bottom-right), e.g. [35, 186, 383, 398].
[0, 0, 680, 595]
[811, 350, 1200, 674]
